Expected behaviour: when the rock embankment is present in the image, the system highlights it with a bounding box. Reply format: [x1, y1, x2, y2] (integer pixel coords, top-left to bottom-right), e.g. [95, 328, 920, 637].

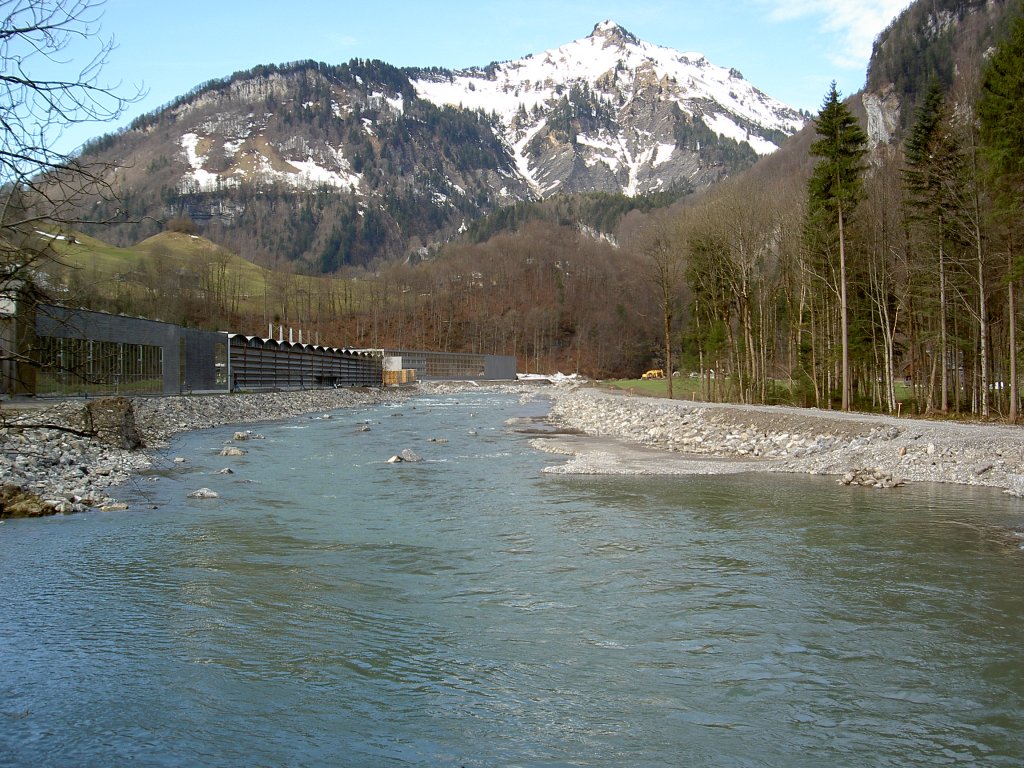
[538, 387, 1024, 494]
[0, 388, 396, 517]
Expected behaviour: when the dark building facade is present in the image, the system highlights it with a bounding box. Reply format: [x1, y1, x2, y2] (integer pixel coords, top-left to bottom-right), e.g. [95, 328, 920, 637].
[227, 335, 382, 390]
[2, 302, 517, 398]
[35, 304, 228, 395]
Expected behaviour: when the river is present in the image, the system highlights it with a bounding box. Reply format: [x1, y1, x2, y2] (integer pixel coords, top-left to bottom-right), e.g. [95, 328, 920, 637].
[2, 390, 1022, 766]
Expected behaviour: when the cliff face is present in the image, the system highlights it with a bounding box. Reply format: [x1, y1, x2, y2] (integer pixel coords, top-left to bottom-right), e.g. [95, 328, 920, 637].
[865, 0, 1014, 127]
[862, 86, 903, 147]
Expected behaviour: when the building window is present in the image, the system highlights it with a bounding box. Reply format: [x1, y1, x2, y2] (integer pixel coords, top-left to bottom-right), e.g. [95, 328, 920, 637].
[35, 337, 163, 396]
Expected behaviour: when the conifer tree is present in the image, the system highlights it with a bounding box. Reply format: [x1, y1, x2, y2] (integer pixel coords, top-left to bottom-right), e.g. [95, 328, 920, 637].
[903, 80, 961, 414]
[978, 11, 1024, 422]
[806, 82, 868, 411]
[978, 11, 1024, 203]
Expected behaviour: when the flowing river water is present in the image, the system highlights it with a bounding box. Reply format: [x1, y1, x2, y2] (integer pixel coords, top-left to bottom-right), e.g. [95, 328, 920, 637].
[2, 390, 1022, 766]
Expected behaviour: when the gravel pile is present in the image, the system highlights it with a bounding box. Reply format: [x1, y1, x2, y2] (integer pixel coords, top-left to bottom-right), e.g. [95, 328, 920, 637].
[539, 386, 1024, 495]
[129, 388, 398, 443]
[1, 421, 151, 515]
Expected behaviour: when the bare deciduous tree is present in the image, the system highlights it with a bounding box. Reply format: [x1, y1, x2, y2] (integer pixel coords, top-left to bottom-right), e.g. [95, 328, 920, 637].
[1, 0, 141, 400]
[636, 211, 688, 398]
[1, 0, 141, 236]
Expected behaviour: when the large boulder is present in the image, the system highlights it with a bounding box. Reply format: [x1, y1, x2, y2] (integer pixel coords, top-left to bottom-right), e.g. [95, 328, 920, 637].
[0, 484, 50, 518]
[387, 449, 423, 463]
[81, 397, 145, 450]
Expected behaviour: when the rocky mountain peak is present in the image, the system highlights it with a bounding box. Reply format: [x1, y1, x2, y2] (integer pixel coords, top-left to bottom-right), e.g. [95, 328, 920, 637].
[588, 20, 640, 48]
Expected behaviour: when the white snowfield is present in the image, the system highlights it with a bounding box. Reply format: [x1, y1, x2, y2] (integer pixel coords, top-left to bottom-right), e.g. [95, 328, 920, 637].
[179, 132, 362, 193]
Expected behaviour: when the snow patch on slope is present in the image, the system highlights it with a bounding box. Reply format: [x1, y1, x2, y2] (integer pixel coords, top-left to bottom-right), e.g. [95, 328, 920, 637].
[179, 132, 362, 192]
[180, 133, 224, 191]
[411, 20, 804, 197]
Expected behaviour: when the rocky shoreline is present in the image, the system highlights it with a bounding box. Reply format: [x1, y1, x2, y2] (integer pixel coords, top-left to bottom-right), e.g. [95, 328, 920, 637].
[4, 380, 1024, 518]
[534, 385, 1024, 497]
[0, 387, 401, 516]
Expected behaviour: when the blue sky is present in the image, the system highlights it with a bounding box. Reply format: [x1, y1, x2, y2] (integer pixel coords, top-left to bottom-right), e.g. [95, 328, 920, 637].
[54, 0, 913, 153]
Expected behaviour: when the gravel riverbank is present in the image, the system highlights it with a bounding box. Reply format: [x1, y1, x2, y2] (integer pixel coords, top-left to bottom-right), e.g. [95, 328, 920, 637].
[4, 380, 1024, 517]
[0, 388, 401, 516]
[534, 385, 1024, 497]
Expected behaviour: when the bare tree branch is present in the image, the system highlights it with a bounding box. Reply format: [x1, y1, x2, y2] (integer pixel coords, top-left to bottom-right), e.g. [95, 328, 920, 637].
[1, 0, 144, 410]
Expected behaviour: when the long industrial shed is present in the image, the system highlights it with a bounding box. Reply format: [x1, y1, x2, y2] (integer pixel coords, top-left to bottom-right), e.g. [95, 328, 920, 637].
[1, 298, 515, 397]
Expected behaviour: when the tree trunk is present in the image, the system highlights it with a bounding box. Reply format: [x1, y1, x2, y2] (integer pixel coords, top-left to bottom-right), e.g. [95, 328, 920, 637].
[664, 307, 674, 399]
[939, 226, 949, 414]
[1010, 275, 1019, 423]
[978, 232, 989, 417]
[838, 202, 850, 411]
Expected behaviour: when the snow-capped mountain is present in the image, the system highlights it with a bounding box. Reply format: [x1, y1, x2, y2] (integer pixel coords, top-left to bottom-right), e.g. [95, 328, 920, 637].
[413, 21, 805, 197]
[75, 21, 806, 269]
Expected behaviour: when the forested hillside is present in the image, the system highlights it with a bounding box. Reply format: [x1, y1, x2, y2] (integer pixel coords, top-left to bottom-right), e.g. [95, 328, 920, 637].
[77, 59, 528, 271]
[867, 0, 1013, 121]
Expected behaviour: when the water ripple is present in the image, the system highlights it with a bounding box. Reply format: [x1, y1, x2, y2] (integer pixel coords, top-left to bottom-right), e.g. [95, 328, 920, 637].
[2, 394, 1023, 766]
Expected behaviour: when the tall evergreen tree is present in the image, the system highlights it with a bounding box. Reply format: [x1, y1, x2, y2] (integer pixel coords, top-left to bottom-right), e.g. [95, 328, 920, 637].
[978, 11, 1024, 203]
[903, 80, 961, 414]
[978, 11, 1024, 422]
[807, 82, 868, 411]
